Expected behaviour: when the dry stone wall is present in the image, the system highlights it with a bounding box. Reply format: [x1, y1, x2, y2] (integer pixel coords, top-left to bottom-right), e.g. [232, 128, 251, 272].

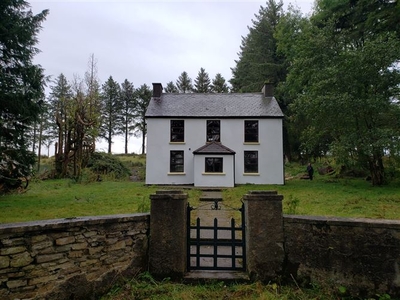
[284, 215, 400, 298]
[0, 214, 149, 300]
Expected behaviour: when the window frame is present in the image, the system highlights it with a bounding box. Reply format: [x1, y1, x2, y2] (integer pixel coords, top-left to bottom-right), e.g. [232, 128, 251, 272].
[170, 150, 184, 173]
[205, 157, 223, 173]
[206, 120, 220, 142]
[244, 120, 259, 143]
[244, 151, 258, 173]
[170, 120, 185, 143]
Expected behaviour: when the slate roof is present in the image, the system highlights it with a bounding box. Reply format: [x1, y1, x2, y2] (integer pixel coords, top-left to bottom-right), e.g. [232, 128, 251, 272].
[145, 93, 284, 118]
[193, 141, 236, 155]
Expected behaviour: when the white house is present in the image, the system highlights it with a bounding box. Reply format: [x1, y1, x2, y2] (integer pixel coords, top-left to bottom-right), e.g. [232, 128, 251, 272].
[145, 83, 284, 187]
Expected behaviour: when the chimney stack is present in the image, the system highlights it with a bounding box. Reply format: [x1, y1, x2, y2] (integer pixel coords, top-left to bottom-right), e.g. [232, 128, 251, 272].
[262, 83, 274, 97]
[152, 83, 163, 98]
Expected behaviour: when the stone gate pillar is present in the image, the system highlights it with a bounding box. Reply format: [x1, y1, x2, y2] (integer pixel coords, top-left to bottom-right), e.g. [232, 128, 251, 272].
[149, 190, 188, 278]
[243, 190, 284, 281]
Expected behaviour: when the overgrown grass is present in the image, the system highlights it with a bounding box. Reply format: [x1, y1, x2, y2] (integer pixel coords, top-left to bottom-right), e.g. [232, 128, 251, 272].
[0, 180, 203, 223]
[223, 178, 400, 219]
[100, 272, 341, 300]
[1, 175, 400, 224]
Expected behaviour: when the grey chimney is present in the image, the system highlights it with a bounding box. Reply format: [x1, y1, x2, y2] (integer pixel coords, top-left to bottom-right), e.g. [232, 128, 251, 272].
[262, 83, 274, 97]
[152, 83, 163, 98]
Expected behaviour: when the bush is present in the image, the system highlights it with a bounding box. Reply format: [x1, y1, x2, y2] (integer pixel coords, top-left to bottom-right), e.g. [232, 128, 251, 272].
[86, 152, 131, 180]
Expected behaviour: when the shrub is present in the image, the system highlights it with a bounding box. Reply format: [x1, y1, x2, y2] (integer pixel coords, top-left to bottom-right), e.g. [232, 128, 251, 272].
[86, 152, 131, 180]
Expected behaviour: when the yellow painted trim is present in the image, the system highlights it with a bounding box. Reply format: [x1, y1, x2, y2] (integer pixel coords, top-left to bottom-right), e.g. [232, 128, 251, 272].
[167, 172, 186, 175]
[202, 172, 226, 176]
[243, 173, 260, 176]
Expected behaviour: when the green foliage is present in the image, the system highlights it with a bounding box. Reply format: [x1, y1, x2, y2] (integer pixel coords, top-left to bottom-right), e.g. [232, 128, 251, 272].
[211, 73, 229, 93]
[101, 273, 343, 300]
[279, 0, 400, 185]
[285, 194, 300, 214]
[193, 67, 211, 93]
[133, 84, 152, 154]
[176, 71, 193, 93]
[0, 0, 48, 193]
[137, 196, 150, 213]
[119, 79, 137, 154]
[230, 0, 285, 93]
[164, 81, 178, 93]
[100, 76, 122, 154]
[86, 152, 131, 179]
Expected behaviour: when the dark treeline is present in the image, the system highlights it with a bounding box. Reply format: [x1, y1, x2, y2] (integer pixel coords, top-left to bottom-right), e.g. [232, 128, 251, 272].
[230, 0, 400, 186]
[1, 0, 400, 193]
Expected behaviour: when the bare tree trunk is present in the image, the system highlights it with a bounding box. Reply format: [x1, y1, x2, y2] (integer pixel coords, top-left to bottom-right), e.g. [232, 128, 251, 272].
[141, 130, 145, 154]
[369, 153, 384, 186]
[124, 120, 128, 154]
[37, 114, 43, 172]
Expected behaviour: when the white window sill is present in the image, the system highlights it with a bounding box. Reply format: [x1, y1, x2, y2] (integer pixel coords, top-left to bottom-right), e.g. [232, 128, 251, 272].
[169, 142, 185, 144]
[168, 172, 186, 175]
[243, 173, 260, 176]
[202, 172, 226, 176]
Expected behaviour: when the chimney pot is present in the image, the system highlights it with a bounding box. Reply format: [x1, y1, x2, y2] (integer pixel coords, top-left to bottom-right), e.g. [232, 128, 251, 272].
[152, 83, 163, 98]
[262, 83, 274, 97]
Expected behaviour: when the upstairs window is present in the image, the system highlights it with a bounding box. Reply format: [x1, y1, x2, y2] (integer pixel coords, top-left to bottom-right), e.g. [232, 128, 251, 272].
[170, 151, 184, 172]
[205, 157, 223, 173]
[244, 120, 258, 143]
[244, 151, 258, 173]
[170, 120, 184, 142]
[207, 120, 220, 142]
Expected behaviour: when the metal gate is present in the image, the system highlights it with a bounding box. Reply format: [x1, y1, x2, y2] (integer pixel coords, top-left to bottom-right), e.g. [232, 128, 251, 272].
[186, 200, 246, 271]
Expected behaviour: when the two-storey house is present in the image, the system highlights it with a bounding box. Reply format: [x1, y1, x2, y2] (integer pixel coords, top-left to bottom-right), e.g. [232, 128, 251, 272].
[145, 83, 284, 187]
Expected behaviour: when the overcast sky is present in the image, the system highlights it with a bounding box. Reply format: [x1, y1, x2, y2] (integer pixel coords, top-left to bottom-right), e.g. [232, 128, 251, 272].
[30, 0, 314, 154]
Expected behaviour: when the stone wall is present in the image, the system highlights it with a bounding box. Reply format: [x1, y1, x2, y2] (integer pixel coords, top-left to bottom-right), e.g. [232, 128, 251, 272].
[0, 214, 149, 300]
[284, 215, 400, 298]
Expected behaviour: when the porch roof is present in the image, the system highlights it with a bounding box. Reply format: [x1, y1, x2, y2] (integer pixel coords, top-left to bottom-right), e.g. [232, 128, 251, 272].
[193, 142, 236, 155]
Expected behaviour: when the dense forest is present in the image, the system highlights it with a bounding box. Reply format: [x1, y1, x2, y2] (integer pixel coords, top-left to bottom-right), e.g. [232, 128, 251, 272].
[1, 0, 400, 193]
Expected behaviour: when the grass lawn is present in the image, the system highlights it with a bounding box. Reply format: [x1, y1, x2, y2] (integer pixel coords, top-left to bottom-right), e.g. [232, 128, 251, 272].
[0, 173, 399, 224]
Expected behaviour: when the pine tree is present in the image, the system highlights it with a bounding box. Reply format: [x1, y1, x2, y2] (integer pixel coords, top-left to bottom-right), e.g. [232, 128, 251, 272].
[133, 84, 152, 154]
[119, 79, 137, 154]
[194, 68, 211, 93]
[164, 81, 178, 93]
[0, 0, 48, 192]
[230, 0, 284, 92]
[100, 76, 121, 154]
[211, 73, 229, 93]
[176, 71, 193, 93]
[48, 73, 73, 176]
[83, 54, 101, 159]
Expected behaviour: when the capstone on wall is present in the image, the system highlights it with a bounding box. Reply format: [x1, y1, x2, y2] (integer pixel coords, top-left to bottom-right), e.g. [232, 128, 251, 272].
[0, 214, 149, 300]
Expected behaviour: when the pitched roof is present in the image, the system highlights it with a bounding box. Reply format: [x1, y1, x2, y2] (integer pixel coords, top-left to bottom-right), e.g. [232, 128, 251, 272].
[145, 93, 283, 118]
[193, 142, 236, 155]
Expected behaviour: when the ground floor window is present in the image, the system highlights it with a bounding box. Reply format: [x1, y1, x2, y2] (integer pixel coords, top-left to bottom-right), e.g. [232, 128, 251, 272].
[170, 151, 184, 172]
[205, 157, 223, 172]
[244, 151, 258, 173]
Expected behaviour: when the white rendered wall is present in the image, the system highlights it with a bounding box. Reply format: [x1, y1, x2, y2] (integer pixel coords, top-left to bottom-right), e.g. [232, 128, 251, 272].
[193, 155, 234, 187]
[221, 118, 284, 185]
[145, 118, 284, 186]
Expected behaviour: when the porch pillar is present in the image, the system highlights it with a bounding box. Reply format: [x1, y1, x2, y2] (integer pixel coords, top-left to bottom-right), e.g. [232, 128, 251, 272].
[149, 190, 188, 278]
[243, 190, 284, 281]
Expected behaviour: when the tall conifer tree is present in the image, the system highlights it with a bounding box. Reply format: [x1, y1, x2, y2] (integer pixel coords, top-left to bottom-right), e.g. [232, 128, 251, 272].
[100, 76, 121, 154]
[176, 71, 193, 93]
[0, 0, 48, 192]
[194, 68, 211, 93]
